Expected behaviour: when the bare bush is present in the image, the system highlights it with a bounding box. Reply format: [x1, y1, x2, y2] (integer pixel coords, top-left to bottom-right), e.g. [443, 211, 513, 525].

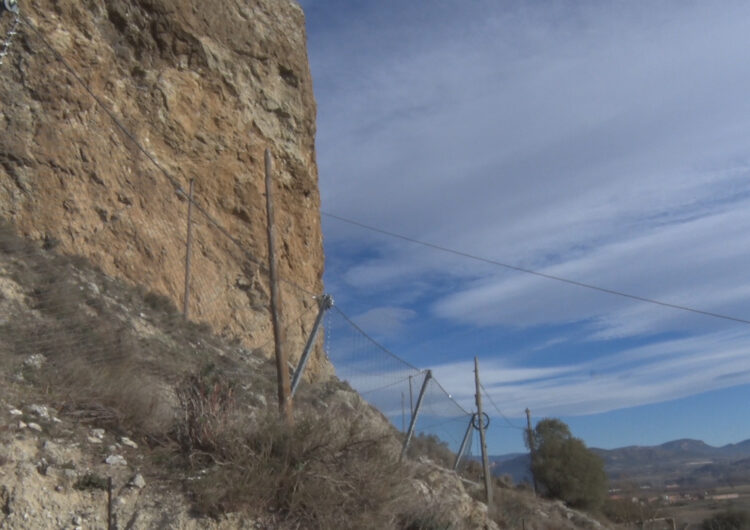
[176, 377, 412, 528]
[407, 433, 456, 468]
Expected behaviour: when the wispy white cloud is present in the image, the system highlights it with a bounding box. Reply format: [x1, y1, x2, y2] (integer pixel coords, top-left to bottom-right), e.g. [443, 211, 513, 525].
[352, 306, 417, 339]
[306, 0, 750, 421]
[430, 329, 750, 417]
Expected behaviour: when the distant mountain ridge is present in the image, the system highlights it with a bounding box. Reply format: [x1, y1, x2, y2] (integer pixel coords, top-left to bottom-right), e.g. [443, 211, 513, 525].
[491, 438, 750, 486]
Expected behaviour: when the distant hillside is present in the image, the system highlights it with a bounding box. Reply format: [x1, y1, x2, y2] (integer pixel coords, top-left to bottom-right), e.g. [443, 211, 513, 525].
[491, 438, 750, 487]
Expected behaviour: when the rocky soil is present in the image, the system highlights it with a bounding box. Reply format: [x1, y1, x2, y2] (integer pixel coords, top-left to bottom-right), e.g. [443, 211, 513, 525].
[0, 0, 330, 378]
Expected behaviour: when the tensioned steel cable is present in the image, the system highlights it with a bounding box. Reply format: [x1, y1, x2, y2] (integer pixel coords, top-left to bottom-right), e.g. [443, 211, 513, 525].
[359, 374, 416, 396]
[322, 211, 750, 326]
[429, 377, 471, 416]
[331, 306, 421, 371]
[479, 381, 525, 431]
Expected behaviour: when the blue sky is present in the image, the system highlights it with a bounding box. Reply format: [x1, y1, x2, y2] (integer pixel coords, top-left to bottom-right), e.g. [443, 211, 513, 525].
[299, 0, 750, 454]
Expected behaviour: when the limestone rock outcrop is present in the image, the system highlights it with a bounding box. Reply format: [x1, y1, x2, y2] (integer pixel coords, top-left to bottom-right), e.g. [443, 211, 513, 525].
[0, 0, 330, 377]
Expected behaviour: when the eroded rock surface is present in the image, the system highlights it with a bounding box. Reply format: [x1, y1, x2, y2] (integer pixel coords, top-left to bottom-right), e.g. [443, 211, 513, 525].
[0, 0, 329, 378]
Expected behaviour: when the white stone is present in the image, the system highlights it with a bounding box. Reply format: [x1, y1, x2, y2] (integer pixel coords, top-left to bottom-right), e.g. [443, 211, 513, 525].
[28, 404, 49, 419]
[105, 455, 127, 466]
[9, 408, 22, 416]
[23, 354, 46, 369]
[87, 436, 102, 444]
[120, 436, 138, 449]
[18, 421, 27, 429]
[129, 473, 146, 488]
[91, 428, 105, 439]
[28, 423, 42, 432]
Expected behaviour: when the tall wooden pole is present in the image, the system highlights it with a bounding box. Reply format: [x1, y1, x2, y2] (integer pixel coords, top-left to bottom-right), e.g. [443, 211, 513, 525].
[526, 408, 538, 495]
[401, 392, 406, 432]
[265, 149, 292, 423]
[182, 178, 194, 319]
[475, 357, 493, 507]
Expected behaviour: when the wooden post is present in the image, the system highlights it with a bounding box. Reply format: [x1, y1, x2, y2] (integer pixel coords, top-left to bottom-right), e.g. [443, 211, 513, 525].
[265, 149, 292, 423]
[475, 357, 493, 507]
[526, 408, 538, 495]
[107, 476, 113, 530]
[401, 392, 406, 432]
[182, 178, 194, 319]
[409, 374, 414, 413]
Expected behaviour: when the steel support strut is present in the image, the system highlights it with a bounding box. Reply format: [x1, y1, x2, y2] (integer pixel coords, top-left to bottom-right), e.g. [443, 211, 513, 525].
[290, 294, 334, 397]
[453, 413, 476, 471]
[400, 370, 432, 461]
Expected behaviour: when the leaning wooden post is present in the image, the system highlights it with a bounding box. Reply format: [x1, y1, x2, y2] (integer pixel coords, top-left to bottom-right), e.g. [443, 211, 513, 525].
[107, 476, 113, 530]
[265, 149, 292, 424]
[526, 408, 538, 495]
[475, 357, 493, 507]
[182, 178, 194, 319]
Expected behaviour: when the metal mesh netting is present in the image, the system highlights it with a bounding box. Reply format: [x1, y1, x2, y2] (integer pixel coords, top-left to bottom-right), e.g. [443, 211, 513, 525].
[324, 307, 475, 464]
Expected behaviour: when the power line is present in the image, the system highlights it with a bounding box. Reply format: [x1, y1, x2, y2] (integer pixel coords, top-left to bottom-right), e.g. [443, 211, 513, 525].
[19, 13, 317, 300]
[322, 211, 750, 326]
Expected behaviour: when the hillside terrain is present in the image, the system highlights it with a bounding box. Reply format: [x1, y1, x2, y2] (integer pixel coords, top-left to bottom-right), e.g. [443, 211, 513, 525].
[493, 438, 750, 489]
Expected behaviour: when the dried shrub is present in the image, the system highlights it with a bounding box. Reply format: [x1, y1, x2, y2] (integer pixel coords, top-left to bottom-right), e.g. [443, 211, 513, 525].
[0, 219, 35, 254]
[407, 433, 456, 468]
[74, 472, 109, 491]
[397, 503, 454, 530]
[143, 290, 178, 315]
[175, 373, 417, 529]
[702, 510, 750, 530]
[175, 371, 238, 458]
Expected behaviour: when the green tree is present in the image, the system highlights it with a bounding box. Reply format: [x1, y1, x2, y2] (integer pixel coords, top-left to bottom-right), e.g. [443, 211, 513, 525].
[526, 418, 607, 510]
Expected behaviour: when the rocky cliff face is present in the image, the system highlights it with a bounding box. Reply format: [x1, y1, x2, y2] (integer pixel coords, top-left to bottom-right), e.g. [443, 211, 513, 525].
[0, 0, 329, 376]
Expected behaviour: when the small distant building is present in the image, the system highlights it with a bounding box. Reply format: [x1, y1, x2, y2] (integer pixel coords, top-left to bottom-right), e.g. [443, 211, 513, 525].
[712, 493, 739, 501]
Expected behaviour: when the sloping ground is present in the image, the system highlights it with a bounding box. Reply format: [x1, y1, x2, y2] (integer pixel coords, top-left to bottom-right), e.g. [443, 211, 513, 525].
[0, 223, 504, 529]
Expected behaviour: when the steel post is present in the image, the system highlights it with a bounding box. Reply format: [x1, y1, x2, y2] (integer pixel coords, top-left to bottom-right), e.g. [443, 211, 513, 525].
[400, 370, 432, 461]
[290, 294, 334, 397]
[453, 413, 476, 471]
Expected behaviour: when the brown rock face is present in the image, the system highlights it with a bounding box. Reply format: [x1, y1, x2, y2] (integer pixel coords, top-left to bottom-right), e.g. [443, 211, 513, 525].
[0, 0, 331, 378]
